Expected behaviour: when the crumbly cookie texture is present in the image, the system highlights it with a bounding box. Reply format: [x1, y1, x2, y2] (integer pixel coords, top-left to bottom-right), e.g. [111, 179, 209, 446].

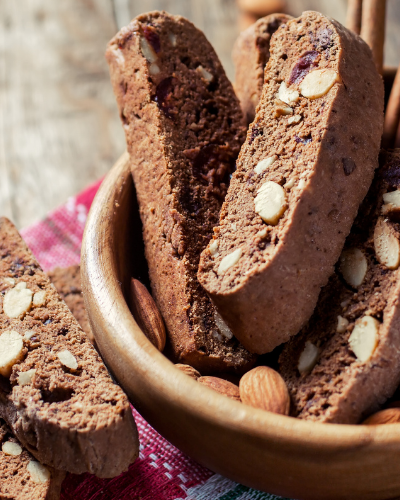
[0, 418, 65, 500]
[0, 218, 138, 477]
[106, 11, 256, 374]
[233, 13, 293, 124]
[279, 150, 400, 424]
[47, 265, 94, 345]
[198, 11, 384, 354]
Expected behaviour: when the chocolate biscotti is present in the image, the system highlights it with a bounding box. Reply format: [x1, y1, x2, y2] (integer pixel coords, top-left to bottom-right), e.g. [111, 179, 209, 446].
[1, 418, 64, 500]
[0, 218, 138, 477]
[106, 11, 256, 373]
[198, 11, 384, 354]
[48, 265, 93, 345]
[233, 13, 292, 124]
[279, 150, 400, 424]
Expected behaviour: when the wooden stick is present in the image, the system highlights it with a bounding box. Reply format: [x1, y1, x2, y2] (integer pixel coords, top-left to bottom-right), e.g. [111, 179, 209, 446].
[360, 0, 386, 74]
[383, 63, 400, 148]
[395, 120, 400, 149]
[346, 0, 363, 35]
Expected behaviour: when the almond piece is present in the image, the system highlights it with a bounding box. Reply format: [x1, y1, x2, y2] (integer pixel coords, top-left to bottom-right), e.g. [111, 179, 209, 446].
[299, 68, 340, 99]
[18, 368, 36, 386]
[274, 98, 293, 117]
[362, 408, 400, 425]
[254, 181, 287, 225]
[339, 248, 368, 288]
[214, 310, 233, 340]
[278, 81, 299, 105]
[140, 37, 157, 63]
[298, 341, 319, 375]
[57, 350, 78, 370]
[239, 366, 290, 415]
[174, 364, 201, 380]
[27, 461, 51, 484]
[3, 282, 33, 319]
[2, 441, 23, 456]
[0, 330, 24, 377]
[374, 217, 400, 269]
[382, 189, 400, 220]
[348, 316, 379, 362]
[336, 315, 349, 333]
[254, 155, 278, 175]
[218, 248, 242, 274]
[198, 376, 241, 401]
[129, 278, 166, 351]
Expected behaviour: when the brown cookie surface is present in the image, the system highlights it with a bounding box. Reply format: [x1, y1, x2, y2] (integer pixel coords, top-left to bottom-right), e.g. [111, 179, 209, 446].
[233, 13, 293, 124]
[279, 150, 400, 424]
[0, 218, 138, 477]
[48, 265, 93, 345]
[0, 418, 65, 500]
[198, 11, 384, 354]
[106, 11, 256, 374]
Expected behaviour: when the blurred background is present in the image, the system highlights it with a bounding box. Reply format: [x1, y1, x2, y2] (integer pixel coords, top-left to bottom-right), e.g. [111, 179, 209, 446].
[1, 0, 400, 229]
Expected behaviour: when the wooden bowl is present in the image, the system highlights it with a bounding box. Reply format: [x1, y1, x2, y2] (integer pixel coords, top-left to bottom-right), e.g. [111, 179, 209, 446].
[81, 153, 400, 500]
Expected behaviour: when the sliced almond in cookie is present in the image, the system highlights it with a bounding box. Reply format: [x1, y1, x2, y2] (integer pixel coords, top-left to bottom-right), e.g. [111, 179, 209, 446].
[348, 316, 379, 362]
[218, 248, 242, 274]
[57, 350, 78, 370]
[374, 217, 400, 269]
[254, 181, 287, 225]
[3, 282, 33, 319]
[298, 341, 320, 375]
[299, 68, 340, 99]
[2, 441, 23, 456]
[339, 248, 368, 287]
[382, 189, 400, 220]
[27, 461, 51, 484]
[0, 330, 24, 377]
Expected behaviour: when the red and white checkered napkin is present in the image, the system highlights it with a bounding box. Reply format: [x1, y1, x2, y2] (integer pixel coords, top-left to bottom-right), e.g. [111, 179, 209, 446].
[21, 179, 286, 500]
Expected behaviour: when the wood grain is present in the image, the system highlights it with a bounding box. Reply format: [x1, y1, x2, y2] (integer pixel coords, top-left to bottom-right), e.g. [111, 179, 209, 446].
[346, 0, 363, 34]
[1, 0, 400, 230]
[360, 0, 387, 74]
[0, 0, 125, 229]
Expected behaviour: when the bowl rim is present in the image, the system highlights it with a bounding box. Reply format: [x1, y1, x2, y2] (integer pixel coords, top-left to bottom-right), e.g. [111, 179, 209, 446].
[81, 152, 400, 497]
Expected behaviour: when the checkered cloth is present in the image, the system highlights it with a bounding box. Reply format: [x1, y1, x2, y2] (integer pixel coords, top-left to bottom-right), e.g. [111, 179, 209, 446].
[21, 179, 288, 500]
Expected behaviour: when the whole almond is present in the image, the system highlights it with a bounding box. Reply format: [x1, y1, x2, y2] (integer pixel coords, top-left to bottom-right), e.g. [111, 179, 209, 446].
[129, 278, 166, 351]
[198, 376, 241, 402]
[175, 364, 201, 380]
[362, 408, 400, 425]
[239, 366, 290, 415]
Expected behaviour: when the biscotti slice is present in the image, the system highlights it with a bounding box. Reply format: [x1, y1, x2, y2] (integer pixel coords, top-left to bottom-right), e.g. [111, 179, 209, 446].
[0, 418, 65, 500]
[106, 12, 256, 373]
[278, 150, 400, 424]
[198, 11, 384, 354]
[0, 218, 138, 477]
[233, 13, 293, 124]
[47, 265, 94, 345]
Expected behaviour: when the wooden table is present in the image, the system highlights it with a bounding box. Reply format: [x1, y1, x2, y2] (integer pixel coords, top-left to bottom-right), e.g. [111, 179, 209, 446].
[1, 0, 399, 229]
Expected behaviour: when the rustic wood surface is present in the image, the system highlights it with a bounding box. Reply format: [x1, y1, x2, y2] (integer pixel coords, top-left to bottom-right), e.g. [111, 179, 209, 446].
[1, 0, 400, 229]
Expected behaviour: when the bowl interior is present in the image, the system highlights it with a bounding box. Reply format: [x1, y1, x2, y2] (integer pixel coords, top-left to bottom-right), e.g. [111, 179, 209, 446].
[82, 153, 400, 500]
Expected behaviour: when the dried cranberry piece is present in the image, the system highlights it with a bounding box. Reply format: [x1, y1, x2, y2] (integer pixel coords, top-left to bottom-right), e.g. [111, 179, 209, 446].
[154, 77, 177, 118]
[143, 25, 161, 53]
[249, 125, 263, 144]
[295, 134, 312, 144]
[289, 51, 320, 85]
[342, 158, 356, 176]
